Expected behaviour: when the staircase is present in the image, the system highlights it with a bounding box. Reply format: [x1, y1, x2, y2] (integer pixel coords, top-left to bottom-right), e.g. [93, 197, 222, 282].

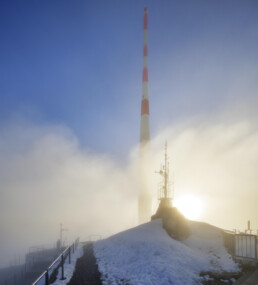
[235, 269, 258, 285]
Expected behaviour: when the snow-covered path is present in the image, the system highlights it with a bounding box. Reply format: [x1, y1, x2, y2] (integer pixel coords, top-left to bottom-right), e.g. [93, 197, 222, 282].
[51, 245, 83, 285]
[94, 219, 240, 285]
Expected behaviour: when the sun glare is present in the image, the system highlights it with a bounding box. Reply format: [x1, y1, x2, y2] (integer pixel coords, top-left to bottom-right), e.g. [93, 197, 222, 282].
[174, 194, 203, 220]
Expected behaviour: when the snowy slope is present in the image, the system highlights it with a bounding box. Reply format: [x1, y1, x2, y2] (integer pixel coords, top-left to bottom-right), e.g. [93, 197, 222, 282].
[183, 221, 239, 273]
[94, 219, 239, 285]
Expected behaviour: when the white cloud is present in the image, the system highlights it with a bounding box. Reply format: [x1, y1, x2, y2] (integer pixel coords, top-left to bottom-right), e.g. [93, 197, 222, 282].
[152, 118, 258, 232]
[1, 114, 258, 268]
[0, 121, 138, 267]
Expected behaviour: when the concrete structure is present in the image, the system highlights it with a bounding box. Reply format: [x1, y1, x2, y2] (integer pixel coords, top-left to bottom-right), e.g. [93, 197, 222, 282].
[138, 7, 152, 224]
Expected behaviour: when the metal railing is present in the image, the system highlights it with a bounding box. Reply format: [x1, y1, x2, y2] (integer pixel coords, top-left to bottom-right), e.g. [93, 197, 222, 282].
[32, 237, 80, 285]
[235, 234, 257, 260]
[224, 231, 258, 262]
[88, 234, 102, 241]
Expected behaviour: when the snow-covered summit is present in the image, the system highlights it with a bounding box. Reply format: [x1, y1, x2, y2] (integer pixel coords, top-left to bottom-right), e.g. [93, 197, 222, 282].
[94, 219, 239, 285]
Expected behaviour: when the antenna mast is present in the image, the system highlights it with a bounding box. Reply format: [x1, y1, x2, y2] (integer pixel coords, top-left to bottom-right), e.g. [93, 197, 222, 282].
[164, 141, 169, 198]
[156, 142, 173, 208]
[138, 7, 152, 224]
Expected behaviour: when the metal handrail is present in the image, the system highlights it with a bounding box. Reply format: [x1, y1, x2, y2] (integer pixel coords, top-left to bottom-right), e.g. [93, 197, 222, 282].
[32, 237, 80, 285]
[48, 245, 69, 269]
[32, 270, 48, 284]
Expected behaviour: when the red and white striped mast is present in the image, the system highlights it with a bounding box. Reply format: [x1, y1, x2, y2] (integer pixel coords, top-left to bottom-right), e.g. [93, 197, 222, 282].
[138, 7, 152, 224]
[140, 7, 150, 143]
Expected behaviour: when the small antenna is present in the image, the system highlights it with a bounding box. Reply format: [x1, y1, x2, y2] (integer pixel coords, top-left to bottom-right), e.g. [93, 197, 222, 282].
[60, 223, 68, 247]
[155, 141, 173, 207]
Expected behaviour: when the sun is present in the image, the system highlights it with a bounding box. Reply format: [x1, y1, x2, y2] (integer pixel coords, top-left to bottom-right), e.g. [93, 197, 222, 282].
[174, 194, 203, 220]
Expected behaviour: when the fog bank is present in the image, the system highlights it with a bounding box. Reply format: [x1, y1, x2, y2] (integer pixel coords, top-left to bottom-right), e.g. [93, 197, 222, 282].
[1, 114, 258, 267]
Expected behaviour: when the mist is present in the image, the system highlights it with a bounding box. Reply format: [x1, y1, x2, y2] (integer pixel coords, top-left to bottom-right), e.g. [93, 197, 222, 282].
[0, 120, 138, 268]
[152, 115, 258, 232]
[1, 111, 258, 268]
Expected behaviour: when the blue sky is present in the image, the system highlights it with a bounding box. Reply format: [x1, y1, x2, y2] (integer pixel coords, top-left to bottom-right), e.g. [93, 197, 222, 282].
[1, 0, 258, 156]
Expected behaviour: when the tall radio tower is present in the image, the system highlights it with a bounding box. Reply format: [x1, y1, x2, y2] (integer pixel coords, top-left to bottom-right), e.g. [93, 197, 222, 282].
[138, 7, 152, 224]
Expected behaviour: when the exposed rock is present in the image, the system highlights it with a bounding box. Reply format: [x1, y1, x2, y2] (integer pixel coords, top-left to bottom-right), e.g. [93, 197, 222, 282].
[151, 206, 190, 240]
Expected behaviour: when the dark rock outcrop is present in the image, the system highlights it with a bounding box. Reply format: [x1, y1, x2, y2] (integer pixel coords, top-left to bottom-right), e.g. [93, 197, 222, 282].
[152, 206, 190, 240]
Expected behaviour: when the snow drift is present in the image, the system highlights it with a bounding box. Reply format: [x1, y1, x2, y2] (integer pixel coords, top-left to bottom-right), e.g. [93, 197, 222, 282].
[94, 219, 239, 285]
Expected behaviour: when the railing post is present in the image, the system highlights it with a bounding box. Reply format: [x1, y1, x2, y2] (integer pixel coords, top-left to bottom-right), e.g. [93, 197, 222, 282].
[241, 235, 243, 257]
[60, 254, 66, 280]
[232, 234, 235, 255]
[69, 247, 71, 264]
[45, 269, 49, 285]
[246, 235, 248, 257]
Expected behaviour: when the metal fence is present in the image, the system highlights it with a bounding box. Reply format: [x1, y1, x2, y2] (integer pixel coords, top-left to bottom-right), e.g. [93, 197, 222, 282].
[224, 232, 258, 262]
[235, 234, 257, 260]
[32, 237, 80, 285]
